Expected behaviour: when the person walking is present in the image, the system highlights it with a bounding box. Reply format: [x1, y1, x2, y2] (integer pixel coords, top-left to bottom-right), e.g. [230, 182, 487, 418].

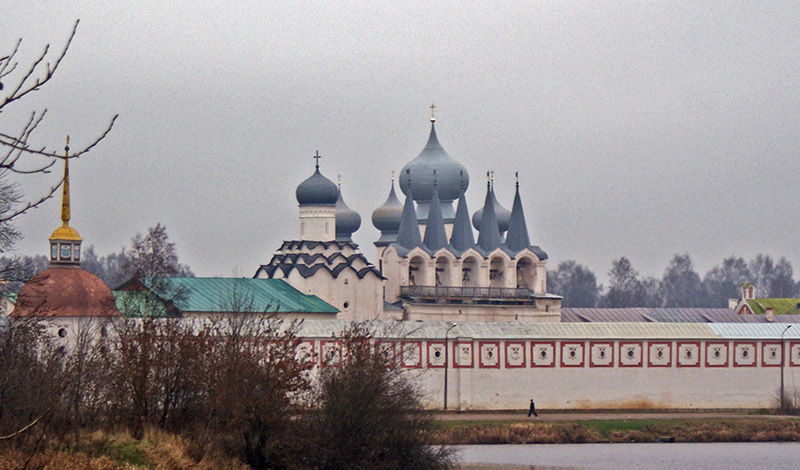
[528, 399, 538, 417]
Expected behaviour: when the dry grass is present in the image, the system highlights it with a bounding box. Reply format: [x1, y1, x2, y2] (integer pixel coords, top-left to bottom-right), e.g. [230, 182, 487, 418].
[432, 418, 800, 445]
[0, 428, 248, 470]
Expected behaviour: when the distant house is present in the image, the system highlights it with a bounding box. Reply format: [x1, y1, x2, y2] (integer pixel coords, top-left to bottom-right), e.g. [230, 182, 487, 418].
[733, 282, 800, 319]
[114, 277, 338, 320]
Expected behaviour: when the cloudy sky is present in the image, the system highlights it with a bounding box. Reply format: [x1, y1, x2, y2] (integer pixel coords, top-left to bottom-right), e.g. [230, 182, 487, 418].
[3, 1, 799, 283]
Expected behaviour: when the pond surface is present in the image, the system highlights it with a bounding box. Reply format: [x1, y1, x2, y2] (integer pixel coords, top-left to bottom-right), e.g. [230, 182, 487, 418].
[455, 442, 800, 470]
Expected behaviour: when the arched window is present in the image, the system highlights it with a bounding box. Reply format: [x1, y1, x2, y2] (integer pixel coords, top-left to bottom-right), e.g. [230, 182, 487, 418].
[461, 256, 479, 287]
[515, 257, 536, 290]
[435, 257, 452, 287]
[408, 256, 427, 286]
[489, 257, 505, 288]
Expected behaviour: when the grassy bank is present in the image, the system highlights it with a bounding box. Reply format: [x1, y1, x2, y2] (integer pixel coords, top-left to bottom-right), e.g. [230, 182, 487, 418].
[0, 428, 247, 470]
[431, 418, 800, 445]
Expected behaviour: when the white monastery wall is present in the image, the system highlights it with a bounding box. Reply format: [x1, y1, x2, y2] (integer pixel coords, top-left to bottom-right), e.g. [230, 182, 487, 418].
[295, 326, 800, 410]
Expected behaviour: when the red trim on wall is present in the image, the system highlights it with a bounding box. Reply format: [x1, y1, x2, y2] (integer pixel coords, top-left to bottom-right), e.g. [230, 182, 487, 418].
[647, 341, 672, 368]
[618, 341, 644, 368]
[531, 341, 556, 368]
[560, 341, 585, 368]
[704, 341, 729, 368]
[589, 341, 614, 368]
[504, 341, 527, 368]
[319, 340, 342, 368]
[375, 340, 396, 366]
[676, 341, 701, 368]
[790, 341, 800, 367]
[761, 341, 783, 367]
[733, 341, 757, 368]
[478, 341, 501, 369]
[426, 341, 446, 369]
[453, 341, 474, 369]
[400, 341, 422, 369]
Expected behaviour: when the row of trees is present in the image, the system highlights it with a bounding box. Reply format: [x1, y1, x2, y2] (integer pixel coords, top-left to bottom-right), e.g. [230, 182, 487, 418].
[549, 253, 799, 308]
[0, 223, 193, 293]
[0, 317, 451, 469]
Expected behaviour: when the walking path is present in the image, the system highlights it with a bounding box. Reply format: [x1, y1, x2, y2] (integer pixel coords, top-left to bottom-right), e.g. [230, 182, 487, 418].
[433, 410, 795, 421]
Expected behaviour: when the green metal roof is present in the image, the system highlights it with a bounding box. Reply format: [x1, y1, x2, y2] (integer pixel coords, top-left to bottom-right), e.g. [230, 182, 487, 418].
[744, 298, 800, 315]
[118, 277, 338, 314]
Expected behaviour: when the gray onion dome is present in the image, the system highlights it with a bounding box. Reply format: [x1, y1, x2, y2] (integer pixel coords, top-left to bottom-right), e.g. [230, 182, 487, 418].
[335, 184, 361, 241]
[472, 183, 511, 233]
[296, 164, 339, 206]
[372, 178, 403, 232]
[399, 122, 469, 204]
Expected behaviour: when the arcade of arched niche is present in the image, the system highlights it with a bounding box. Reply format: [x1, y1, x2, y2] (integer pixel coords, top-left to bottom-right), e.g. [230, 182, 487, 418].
[406, 251, 542, 291]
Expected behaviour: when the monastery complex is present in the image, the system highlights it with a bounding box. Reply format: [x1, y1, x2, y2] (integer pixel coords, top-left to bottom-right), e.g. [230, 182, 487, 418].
[6, 112, 800, 410]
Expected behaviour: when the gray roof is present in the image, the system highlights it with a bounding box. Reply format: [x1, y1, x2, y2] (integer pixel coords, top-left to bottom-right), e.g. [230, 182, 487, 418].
[288, 319, 800, 341]
[562, 307, 800, 324]
[422, 183, 449, 251]
[476, 181, 502, 252]
[472, 182, 511, 234]
[334, 185, 361, 241]
[505, 183, 531, 252]
[371, 178, 403, 245]
[296, 164, 339, 206]
[450, 190, 474, 252]
[399, 122, 469, 207]
[395, 175, 422, 250]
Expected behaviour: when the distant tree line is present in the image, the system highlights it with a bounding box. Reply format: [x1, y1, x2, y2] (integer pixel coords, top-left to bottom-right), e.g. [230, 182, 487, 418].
[549, 253, 799, 308]
[0, 223, 193, 293]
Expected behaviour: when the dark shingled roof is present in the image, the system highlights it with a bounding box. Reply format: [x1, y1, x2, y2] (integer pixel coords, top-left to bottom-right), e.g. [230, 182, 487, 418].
[423, 184, 449, 251]
[505, 183, 530, 252]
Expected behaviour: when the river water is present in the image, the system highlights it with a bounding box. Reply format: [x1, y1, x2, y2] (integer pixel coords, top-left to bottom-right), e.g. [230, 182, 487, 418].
[455, 442, 800, 470]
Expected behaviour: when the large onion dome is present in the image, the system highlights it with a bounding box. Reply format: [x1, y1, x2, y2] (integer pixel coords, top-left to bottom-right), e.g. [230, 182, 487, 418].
[296, 156, 338, 206]
[372, 176, 403, 247]
[472, 178, 511, 234]
[13, 268, 119, 317]
[335, 183, 361, 241]
[399, 121, 469, 220]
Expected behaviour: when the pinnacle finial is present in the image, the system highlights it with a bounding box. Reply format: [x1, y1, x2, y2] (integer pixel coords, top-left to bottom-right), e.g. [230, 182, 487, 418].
[391, 170, 395, 182]
[61, 136, 71, 227]
[430, 103, 436, 123]
[515, 171, 519, 190]
[313, 150, 321, 169]
[337, 174, 341, 188]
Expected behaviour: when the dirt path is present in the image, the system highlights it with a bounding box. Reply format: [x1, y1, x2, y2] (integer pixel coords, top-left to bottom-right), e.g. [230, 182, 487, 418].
[433, 410, 794, 421]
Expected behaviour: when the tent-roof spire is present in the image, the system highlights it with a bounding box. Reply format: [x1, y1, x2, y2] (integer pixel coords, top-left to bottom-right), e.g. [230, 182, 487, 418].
[505, 171, 531, 252]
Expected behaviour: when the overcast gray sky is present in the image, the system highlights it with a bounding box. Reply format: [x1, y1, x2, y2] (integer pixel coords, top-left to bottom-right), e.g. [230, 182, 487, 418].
[3, 1, 799, 283]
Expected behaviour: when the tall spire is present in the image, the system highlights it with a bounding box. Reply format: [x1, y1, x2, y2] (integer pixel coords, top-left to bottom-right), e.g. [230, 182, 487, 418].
[476, 175, 502, 252]
[49, 136, 82, 266]
[395, 170, 422, 249]
[450, 171, 474, 251]
[505, 172, 531, 252]
[423, 171, 448, 251]
[61, 136, 71, 227]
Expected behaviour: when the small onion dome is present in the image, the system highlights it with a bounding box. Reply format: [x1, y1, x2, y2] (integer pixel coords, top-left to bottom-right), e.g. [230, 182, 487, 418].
[296, 167, 339, 206]
[399, 123, 469, 204]
[335, 185, 361, 241]
[12, 267, 120, 317]
[371, 178, 403, 232]
[472, 186, 511, 233]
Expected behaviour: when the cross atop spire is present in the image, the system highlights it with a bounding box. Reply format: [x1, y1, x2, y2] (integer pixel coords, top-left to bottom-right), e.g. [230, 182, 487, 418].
[313, 150, 321, 169]
[515, 171, 519, 190]
[430, 103, 436, 122]
[337, 174, 341, 188]
[391, 170, 395, 182]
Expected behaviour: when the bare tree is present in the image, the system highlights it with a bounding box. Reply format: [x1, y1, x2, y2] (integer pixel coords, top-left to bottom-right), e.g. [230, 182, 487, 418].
[0, 21, 116, 286]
